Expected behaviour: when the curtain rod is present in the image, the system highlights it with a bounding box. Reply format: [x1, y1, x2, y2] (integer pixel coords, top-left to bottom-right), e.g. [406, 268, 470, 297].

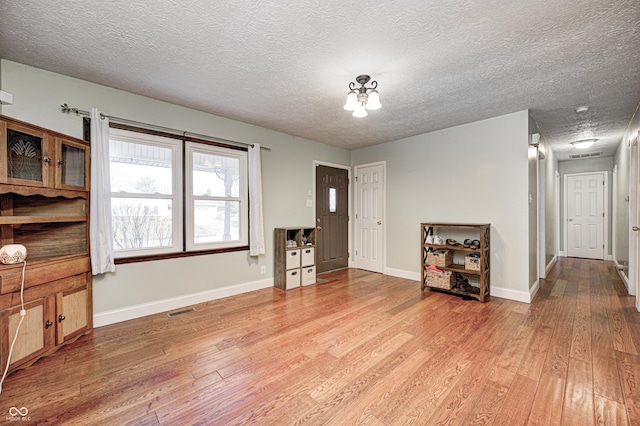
[60, 103, 271, 151]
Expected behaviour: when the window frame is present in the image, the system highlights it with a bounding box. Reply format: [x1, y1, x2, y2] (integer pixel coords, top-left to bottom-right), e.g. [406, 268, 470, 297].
[109, 128, 183, 259]
[105, 124, 250, 264]
[185, 141, 249, 251]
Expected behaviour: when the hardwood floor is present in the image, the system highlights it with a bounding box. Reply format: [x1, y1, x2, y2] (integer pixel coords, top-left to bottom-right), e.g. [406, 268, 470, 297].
[1, 257, 639, 425]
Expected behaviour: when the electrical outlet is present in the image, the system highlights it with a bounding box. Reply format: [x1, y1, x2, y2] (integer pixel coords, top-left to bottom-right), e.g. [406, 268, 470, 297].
[260, 265, 266, 274]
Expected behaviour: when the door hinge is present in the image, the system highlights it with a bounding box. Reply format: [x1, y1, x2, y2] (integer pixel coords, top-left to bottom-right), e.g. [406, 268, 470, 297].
[355, 176, 358, 182]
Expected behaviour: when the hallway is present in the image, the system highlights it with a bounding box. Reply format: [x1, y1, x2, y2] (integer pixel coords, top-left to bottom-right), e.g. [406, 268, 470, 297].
[527, 257, 639, 425]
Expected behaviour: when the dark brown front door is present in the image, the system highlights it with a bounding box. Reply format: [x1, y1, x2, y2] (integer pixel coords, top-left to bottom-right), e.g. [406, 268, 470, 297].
[316, 165, 349, 273]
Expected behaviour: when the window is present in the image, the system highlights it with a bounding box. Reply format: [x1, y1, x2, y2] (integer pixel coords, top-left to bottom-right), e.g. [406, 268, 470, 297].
[185, 142, 248, 251]
[109, 128, 248, 260]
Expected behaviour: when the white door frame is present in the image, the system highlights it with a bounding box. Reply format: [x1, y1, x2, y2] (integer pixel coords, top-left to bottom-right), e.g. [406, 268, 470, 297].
[538, 150, 546, 279]
[563, 171, 608, 260]
[612, 165, 618, 263]
[354, 161, 386, 273]
[312, 160, 352, 266]
[629, 133, 639, 305]
[555, 171, 561, 258]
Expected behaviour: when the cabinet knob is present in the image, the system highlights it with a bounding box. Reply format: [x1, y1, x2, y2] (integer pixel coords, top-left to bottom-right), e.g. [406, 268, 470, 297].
[43, 156, 52, 164]
[45, 320, 53, 328]
[57, 159, 65, 167]
[58, 314, 66, 322]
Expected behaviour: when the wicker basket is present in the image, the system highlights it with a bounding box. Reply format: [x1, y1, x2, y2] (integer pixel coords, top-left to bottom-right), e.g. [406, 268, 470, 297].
[465, 253, 480, 271]
[426, 250, 453, 268]
[426, 269, 455, 289]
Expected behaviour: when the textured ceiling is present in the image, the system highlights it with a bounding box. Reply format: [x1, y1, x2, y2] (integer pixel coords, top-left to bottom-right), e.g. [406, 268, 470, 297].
[1, 0, 639, 159]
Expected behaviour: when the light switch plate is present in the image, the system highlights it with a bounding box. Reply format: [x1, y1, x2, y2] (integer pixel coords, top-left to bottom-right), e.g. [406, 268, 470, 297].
[306, 199, 312, 207]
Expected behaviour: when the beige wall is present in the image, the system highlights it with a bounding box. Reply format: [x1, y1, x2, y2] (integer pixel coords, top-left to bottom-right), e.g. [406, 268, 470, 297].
[1, 59, 539, 322]
[352, 110, 532, 301]
[0, 60, 351, 321]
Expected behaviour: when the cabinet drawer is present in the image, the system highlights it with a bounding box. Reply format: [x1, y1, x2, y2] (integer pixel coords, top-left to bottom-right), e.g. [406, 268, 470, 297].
[0, 255, 90, 294]
[301, 266, 316, 286]
[286, 269, 301, 289]
[301, 247, 314, 267]
[286, 249, 301, 270]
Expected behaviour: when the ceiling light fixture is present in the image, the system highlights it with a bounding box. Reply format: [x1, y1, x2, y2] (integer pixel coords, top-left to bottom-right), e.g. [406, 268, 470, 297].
[575, 106, 589, 113]
[571, 138, 597, 149]
[343, 75, 381, 118]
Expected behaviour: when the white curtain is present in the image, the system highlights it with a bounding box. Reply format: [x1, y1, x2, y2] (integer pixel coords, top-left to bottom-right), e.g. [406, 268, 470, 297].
[90, 108, 116, 274]
[248, 144, 266, 256]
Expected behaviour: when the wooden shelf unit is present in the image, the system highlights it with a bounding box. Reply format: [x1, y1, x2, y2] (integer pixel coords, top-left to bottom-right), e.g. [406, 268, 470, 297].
[274, 227, 316, 290]
[421, 222, 490, 302]
[0, 115, 92, 375]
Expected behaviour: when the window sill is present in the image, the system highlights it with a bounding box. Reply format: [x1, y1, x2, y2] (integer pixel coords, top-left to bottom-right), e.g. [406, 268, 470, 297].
[114, 245, 250, 265]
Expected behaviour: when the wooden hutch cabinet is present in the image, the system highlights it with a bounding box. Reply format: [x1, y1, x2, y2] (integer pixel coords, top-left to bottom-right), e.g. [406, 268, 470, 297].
[0, 115, 92, 374]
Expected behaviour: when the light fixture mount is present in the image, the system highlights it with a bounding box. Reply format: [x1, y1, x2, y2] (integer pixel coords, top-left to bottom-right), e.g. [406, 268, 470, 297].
[344, 74, 381, 117]
[571, 138, 597, 149]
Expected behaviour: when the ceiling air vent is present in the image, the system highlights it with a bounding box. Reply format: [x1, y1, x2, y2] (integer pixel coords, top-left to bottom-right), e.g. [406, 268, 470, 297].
[569, 151, 603, 160]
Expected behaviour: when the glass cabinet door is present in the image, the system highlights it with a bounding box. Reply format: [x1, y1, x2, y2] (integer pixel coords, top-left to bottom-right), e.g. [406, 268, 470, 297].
[55, 137, 89, 190]
[2, 122, 50, 187]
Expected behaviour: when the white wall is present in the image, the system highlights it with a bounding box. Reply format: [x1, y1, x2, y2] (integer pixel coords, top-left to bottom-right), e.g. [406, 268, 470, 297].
[0, 60, 351, 324]
[351, 110, 532, 301]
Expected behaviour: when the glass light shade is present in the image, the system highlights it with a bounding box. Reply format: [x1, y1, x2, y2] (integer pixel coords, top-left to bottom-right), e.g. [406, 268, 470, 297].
[365, 90, 381, 110]
[352, 103, 368, 118]
[343, 91, 358, 111]
[571, 139, 596, 149]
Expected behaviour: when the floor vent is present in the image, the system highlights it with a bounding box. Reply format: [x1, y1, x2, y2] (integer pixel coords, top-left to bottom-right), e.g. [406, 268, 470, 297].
[569, 151, 602, 159]
[317, 278, 329, 283]
[167, 308, 196, 317]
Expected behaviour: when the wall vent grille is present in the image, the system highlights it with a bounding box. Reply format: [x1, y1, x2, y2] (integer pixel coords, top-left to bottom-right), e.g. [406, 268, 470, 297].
[569, 151, 603, 159]
[167, 308, 196, 317]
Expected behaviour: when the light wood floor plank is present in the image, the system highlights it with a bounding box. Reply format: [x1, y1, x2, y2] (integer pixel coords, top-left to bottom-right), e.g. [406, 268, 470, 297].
[0, 259, 638, 425]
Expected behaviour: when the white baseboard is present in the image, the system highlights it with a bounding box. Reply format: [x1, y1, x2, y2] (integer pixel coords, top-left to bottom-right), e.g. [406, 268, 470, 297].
[384, 267, 532, 303]
[546, 255, 558, 275]
[606, 254, 613, 261]
[559, 250, 566, 257]
[614, 260, 630, 292]
[385, 267, 420, 282]
[93, 277, 274, 328]
[529, 279, 540, 302]
[489, 286, 532, 303]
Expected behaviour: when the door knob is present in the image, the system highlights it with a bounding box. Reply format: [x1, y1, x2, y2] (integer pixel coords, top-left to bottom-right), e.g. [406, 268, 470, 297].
[568, 218, 573, 222]
[317, 226, 322, 231]
[377, 221, 382, 225]
[633, 226, 640, 232]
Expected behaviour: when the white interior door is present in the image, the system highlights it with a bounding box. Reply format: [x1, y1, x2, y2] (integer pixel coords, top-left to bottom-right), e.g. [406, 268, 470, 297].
[355, 163, 384, 273]
[631, 133, 639, 305]
[566, 172, 605, 259]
